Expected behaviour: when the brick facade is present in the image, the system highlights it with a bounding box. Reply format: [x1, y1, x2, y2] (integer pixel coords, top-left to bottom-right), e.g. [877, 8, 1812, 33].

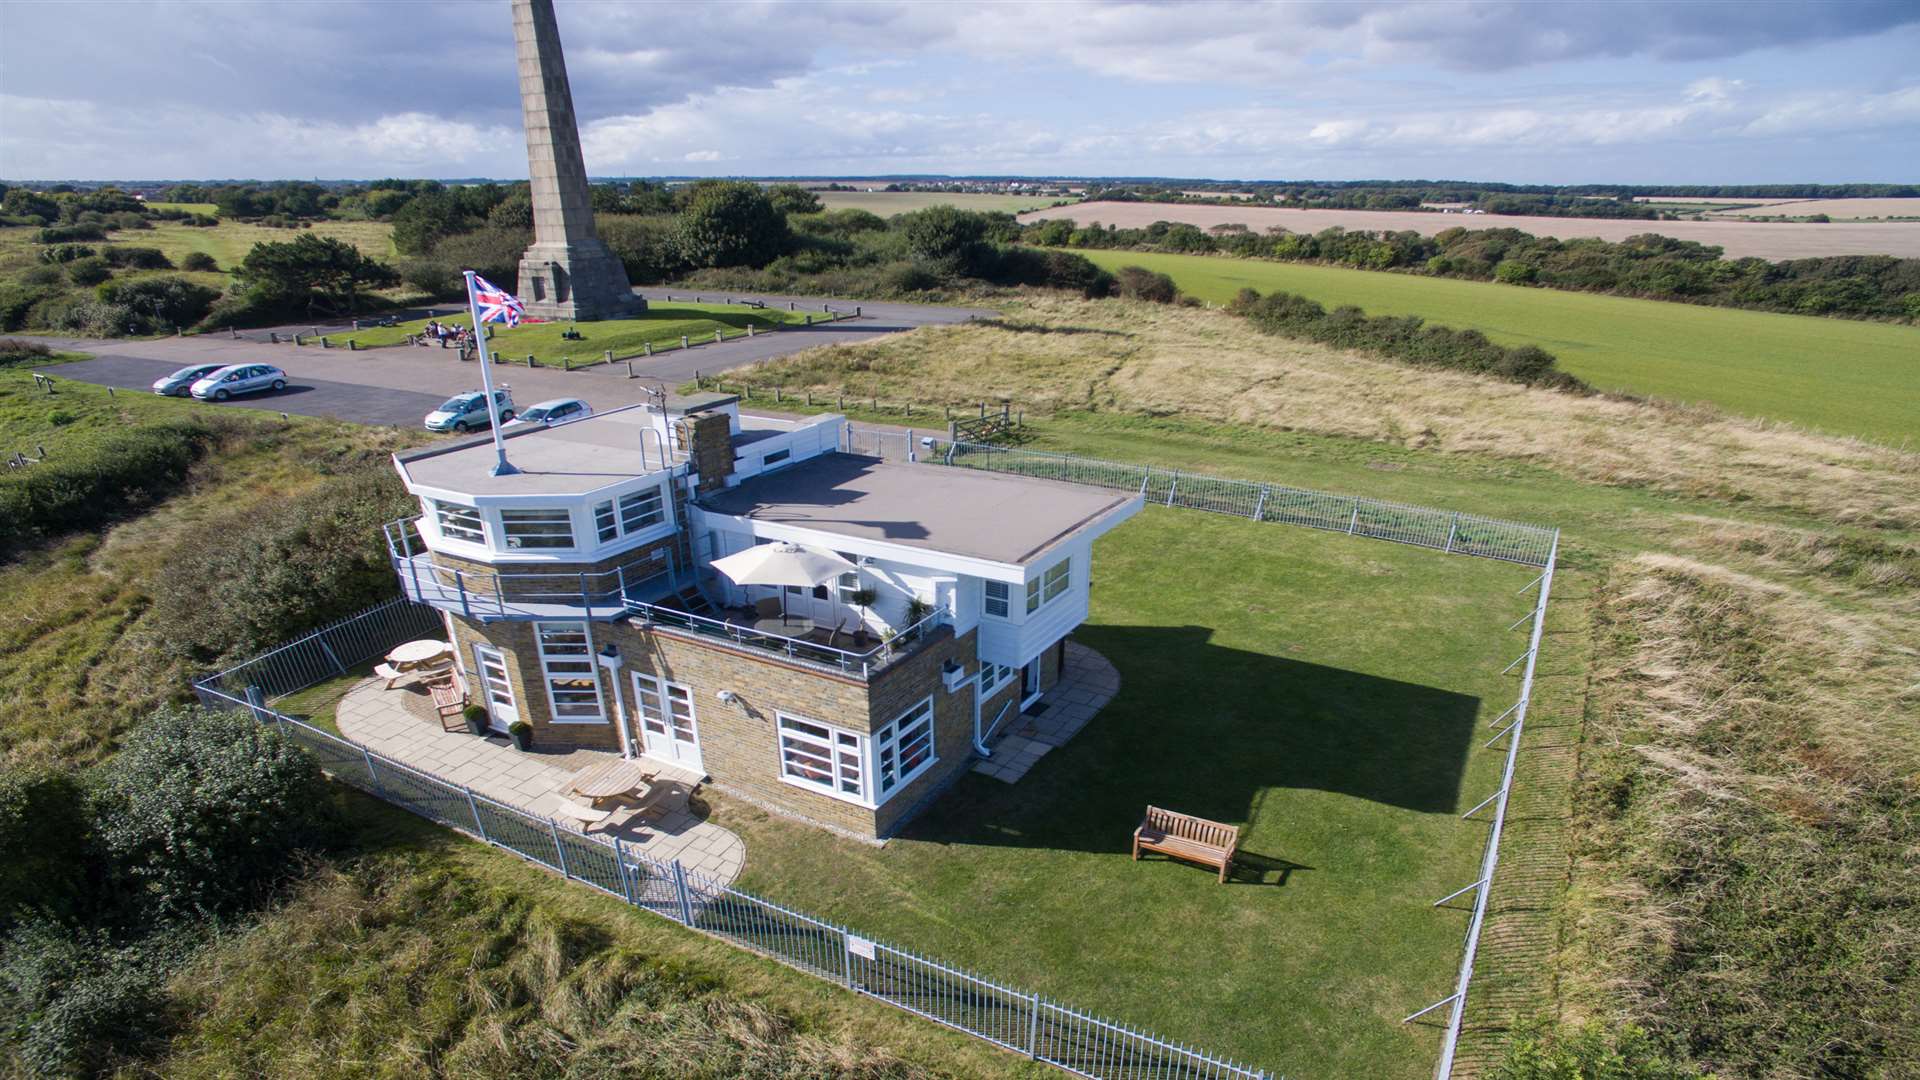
[448, 610, 987, 839]
[678, 412, 734, 493]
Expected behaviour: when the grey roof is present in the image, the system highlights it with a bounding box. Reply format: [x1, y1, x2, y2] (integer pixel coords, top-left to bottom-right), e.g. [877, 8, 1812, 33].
[699, 454, 1136, 565]
[398, 404, 682, 496]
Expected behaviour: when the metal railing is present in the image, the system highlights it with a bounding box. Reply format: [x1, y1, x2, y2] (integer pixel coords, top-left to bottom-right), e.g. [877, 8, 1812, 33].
[383, 517, 680, 619]
[189, 599, 1273, 1080]
[1402, 532, 1559, 1079]
[198, 595, 445, 701]
[892, 435, 1556, 568]
[625, 599, 950, 680]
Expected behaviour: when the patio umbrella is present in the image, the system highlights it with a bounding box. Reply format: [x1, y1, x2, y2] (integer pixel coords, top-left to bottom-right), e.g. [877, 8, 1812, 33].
[709, 542, 855, 588]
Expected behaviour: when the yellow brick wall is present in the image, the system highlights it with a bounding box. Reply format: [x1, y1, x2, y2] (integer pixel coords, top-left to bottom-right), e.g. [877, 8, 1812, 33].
[447, 615, 622, 752]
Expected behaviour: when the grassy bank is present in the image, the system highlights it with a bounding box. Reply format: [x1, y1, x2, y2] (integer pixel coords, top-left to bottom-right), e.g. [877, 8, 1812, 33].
[339, 301, 817, 365]
[1054, 248, 1920, 444]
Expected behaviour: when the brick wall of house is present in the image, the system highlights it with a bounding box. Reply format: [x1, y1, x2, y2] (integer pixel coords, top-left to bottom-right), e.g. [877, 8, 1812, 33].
[678, 412, 733, 493]
[872, 628, 982, 837]
[1040, 635, 1066, 692]
[447, 615, 623, 752]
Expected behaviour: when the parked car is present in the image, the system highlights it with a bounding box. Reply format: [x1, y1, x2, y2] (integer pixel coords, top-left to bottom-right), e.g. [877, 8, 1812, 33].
[425, 389, 515, 433]
[189, 363, 288, 400]
[503, 397, 593, 429]
[150, 363, 225, 397]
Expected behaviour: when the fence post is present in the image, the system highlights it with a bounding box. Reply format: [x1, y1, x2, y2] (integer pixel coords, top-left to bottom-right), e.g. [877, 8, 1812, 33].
[1165, 471, 1178, 507]
[465, 786, 489, 843]
[1444, 513, 1460, 553]
[1027, 992, 1042, 1059]
[1348, 500, 1361, 534]
[670, 859, 697, 925]
[1253, 486, 1269, 522]
[549, 820, 571, 879]
[243, 684, 268, 724]
[614, 836, 636, 904]
[318, 637, 347, 677]
[841, 929, 855, 988]
[362, 746, 384, 796]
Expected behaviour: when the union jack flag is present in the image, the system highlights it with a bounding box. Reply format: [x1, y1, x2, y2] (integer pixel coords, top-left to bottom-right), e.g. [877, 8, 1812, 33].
[470, 274, 526, 327]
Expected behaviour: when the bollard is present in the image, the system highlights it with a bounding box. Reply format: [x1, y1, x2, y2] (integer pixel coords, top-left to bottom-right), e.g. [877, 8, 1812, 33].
[746, 324, 754, 337]
[353, 319, 362, 331]
[526, 354, 534, 368]
[788, 300, 795, 310]
[804, 314, 812, 325]
[823, 302, 830, 312]
[563, 357, 571, 371]
[107, 386, 114, 397]
[349, 340, 358, 351]
[294, 333, 304, 346]
[644, 341, 653, 356]
[837, 393, 844, 410]
[855, 305, 861, 317]
[320, 337, 330, 348]
[625, 360, 634, 378]
[774, 386, 782, 402]
[805, 390, 813, 406]
[604, 349, 613, 364]
[681, 336, 689, 350]
[229, 326, 238, 339]
[310, 326, 319, 338]
[714, 329, 723, 345]
[175, 326, 183, 338]
[270, 332, 279, 344]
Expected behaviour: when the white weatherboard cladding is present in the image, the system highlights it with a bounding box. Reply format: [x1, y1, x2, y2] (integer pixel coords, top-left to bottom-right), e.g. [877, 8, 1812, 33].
[976, 538, 1095, 669]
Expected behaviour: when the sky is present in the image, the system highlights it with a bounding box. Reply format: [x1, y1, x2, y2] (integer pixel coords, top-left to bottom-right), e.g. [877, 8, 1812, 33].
[2, 0, 1918, 184]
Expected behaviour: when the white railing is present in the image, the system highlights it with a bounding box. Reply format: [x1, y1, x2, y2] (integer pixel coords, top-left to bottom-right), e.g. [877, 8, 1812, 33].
[624, 599, 949, 680]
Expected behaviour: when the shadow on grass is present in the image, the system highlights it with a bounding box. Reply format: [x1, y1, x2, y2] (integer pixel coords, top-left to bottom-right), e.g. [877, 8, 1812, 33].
[904, 622, 1481, 856]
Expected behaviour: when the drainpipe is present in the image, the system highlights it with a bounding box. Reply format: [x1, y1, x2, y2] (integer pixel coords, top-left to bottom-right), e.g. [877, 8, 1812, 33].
[971, 678, 992, 759]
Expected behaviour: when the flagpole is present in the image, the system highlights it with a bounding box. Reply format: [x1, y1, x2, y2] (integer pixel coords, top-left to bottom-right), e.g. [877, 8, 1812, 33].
[463, 270, 517, 476]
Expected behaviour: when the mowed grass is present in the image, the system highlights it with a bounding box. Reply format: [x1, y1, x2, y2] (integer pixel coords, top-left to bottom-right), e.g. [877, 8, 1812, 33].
[1060, 248, 1920, 445]
[0, 218, 395, 277]
[721, 508, 1532, 1078]
[340, 301, 816, 365]
[817, 191, 1078, 217]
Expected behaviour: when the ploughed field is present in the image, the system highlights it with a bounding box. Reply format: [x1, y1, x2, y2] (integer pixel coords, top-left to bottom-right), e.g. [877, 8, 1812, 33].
[1018, 200, 1920, 259]
[1057, 248, 1920, 444]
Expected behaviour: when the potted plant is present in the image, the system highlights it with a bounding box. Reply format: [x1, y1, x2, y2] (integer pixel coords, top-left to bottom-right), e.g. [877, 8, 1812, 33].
[508, 720, 533, 751]
[905, 596, 933, 627]
[462, 704, 489, 736]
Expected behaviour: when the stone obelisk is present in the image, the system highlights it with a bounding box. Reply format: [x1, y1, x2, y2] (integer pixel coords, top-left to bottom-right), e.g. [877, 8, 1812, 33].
[511, 0, 640, 320]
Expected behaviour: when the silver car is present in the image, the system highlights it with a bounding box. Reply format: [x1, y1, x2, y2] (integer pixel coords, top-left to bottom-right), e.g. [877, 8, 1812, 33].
[151, 363, 225, 397]
[190, 363, 287, 401]
[503, 397, 593, 429]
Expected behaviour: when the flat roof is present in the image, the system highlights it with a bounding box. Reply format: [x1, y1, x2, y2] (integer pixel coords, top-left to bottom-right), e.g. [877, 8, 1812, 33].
[398, 404, 684, 497]
[699, 453, 1137, 565]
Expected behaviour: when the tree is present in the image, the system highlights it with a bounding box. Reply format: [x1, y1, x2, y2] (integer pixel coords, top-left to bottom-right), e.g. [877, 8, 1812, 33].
[767, 184, 823, 217]
[391, 190, 474, 255]
[898, 206, 992, 274]
[3, 188, 58, 222]
[674, 181, 787, 268]
[234, 234, 397, 315]
[96, 277, 220, 331]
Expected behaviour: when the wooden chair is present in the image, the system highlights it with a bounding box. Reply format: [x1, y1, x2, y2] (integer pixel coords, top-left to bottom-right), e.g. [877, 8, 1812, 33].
[428, 674, 466, 732]
[1132, 806, 1240, 884]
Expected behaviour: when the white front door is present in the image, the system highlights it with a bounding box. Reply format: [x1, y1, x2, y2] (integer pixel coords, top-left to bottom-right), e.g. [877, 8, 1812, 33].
[1020, 656, 1044, 708]
[631, 672, 703, 770]
[472, 643, 517, 732]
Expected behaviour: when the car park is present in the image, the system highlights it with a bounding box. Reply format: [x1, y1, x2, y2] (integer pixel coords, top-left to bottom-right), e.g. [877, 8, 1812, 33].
[189, 364, 288, 400]
[425, 389, 516, 433]
[502, 397, 593, 429]
[151, 363, 226, 397]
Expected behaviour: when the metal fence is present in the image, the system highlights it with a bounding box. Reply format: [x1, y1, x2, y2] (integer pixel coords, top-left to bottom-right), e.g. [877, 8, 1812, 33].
[1402, 533, 1560, 1080]
[190, 599, 1272, 1080]
[838, 429, 1555, 568]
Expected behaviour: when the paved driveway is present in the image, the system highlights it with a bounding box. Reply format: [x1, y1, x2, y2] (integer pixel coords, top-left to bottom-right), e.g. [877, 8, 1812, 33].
[37, 291, 989, 428]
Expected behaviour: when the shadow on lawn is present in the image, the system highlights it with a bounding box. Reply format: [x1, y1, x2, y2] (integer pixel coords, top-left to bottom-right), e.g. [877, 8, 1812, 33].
[904, 622, 1482, 856]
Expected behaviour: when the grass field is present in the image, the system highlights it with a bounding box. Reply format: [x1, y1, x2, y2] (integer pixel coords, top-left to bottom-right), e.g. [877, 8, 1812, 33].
[340, 301, 817, 365]
[142, 201, 219, 215]
[0, 218, 395, 278]
[817, 191, 1077, 217]
[1056, 248, 1920, 444]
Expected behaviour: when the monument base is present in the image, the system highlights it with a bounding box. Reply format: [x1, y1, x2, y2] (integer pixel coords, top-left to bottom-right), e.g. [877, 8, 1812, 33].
[516, 240, 645, 322]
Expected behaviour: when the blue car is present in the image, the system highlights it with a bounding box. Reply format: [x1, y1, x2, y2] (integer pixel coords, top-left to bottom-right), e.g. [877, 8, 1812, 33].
[151, 363, 225, 397]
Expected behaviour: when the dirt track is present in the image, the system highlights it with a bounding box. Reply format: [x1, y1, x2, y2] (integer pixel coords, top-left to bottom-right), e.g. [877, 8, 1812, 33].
[1017, 201, 1920, 259]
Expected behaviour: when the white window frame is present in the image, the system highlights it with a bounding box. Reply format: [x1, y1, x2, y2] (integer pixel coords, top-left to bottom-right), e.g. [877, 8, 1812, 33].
[500, 507, 576, 551]
[1027, 556, 1071, 613]
[632, 673, 696, 745]
[592, 500, 619, 543]
[984, 580, 1010, 619]
[618, 485, 666, 534]
[534, 621, 604, 723]
[978, 662, 1011, 698]
[433, 499, 485, 545]
[777, 713, 867, 803]
[875, 695, 937, 799]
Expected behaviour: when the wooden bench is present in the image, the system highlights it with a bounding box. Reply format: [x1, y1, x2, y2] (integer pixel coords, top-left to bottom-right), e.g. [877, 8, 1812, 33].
[1132, 806, 1239, 883]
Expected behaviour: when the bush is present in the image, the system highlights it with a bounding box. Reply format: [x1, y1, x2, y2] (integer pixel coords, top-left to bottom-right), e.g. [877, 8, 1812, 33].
[1113, 265, 1179, 303]
[0, 768, 95, 928]
[150, 463, 415, 663]
[37, 243, 94, 264]
[36, 224, 106, 244]
[0, 421, 214, 557]
[64, 256, 111, 286]
[597, 214, 685, 283]
[1494, 259, 1538, 284]
[397, 257, 461, 300]
[1492, 1019, 1706, 1080]
[0, 920, 178, 1076]
[92, 706, 335, 919]
[427, 226, 528, 289]
[101, 246, 173, 270]
[0, 338, 55, 367]
[96, 276, 220, 331]
[676, 181, 787, 268]
[882, 261, 944, 294]
[179, 251, 219, 273]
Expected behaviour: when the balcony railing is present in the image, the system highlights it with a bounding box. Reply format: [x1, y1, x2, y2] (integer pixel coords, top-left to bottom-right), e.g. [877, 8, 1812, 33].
[392, 552, 677, 619]
[624, 600, 949, 680]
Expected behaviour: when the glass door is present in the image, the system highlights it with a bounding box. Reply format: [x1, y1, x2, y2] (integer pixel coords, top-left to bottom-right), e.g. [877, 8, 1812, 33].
[471, 643, 517, 732]
[631, 672, 703, 770]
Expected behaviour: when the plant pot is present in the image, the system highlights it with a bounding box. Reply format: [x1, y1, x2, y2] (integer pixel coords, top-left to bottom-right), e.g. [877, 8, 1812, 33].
[463, 708, 489, 737]
[509, 725, 533, 752]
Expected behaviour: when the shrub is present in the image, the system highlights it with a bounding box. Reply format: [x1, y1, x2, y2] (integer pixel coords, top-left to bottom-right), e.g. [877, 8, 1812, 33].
[0, 420, 214, 557]
[64, 256, 111, 286]
[92, 706, 335, 919]
[676, 180, 787, 268]
[35, 224, 106, 243]
[1494, 259, 1538, 284]
[0, 920, 178, 1076]
[0, 768, 95, 928]
[96, 276, 220, 331]
[1113, 265, 1179, 303]
[882, 261, 944, 294]
[0, 338, 55, 367]
[898, 205, 991, 273]
[150, 463, 415, 662]
[426, 226, 527, 289]
[396, 257, 460, 300]
[17, 264, 63, 287]
[179, 251, 219, 273]
[37, 243, 94, 264]
[1492, 1019, 1705, 1080]
[101, 246, 173, 270]
[597, 214, 685, 283]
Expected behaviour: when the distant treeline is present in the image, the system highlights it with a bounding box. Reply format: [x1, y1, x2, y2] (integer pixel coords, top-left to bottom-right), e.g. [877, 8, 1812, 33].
[1081, 181, 1919, 221]
[1026, 219, 1920, 321]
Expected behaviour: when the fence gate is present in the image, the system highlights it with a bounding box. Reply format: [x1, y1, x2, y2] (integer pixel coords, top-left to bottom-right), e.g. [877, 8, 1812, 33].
[842, 425, 917, 464]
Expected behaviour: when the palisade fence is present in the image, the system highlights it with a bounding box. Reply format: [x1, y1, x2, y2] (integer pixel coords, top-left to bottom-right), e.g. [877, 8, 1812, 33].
[190, 600, 1273, 1080]
[839, 426, 1557, 569]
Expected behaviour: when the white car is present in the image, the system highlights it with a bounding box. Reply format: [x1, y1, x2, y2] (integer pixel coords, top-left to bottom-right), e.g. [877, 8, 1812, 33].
[504, 398, 593, 429]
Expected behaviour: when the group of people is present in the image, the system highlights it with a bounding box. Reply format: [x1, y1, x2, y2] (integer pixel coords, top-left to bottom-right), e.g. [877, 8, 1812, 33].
[419, 319, 474, 348]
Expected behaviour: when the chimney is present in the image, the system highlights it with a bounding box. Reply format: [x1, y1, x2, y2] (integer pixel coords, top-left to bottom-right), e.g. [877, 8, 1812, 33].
[677, 411, 734, 493]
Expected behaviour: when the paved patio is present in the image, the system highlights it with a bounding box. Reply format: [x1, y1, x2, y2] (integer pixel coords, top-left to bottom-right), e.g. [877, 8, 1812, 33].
[333, 678, 745, 884]
[973, 641, 1120, 784]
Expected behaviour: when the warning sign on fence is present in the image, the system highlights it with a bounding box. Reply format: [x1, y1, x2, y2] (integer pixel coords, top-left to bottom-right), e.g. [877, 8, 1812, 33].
[847, 935, 875, 960]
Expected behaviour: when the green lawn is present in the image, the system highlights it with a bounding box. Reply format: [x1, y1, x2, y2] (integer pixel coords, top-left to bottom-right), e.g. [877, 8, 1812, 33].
[341, 302, 819, 366]
[143, 201, 219, 215]
[1060, 248, 1920, 445]
[720, 507, 1532, 1078]
[817, 191, 1078, 217]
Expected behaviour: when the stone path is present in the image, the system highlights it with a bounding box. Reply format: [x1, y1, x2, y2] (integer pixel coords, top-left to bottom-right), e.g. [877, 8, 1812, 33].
[333, 678, 745, 884]
[973, 641, 1119, 783]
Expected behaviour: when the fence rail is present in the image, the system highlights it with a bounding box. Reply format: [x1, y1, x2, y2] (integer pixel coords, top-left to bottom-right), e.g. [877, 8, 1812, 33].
[190, 598, 1272, 1080]
[871, 434, 1558, 568]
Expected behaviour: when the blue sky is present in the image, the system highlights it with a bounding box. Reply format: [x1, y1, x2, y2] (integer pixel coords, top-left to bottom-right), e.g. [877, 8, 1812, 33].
[2, 0, 1917, 183]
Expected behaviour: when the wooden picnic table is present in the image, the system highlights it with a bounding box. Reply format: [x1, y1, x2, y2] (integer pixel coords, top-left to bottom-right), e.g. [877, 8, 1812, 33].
[568, 758, 656, 804]
[388, 639, 453, 670]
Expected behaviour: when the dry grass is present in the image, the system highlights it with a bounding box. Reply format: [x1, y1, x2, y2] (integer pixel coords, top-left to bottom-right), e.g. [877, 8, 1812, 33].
[737, 295, 1920, 531]
[1017, 201, 1920, 259]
